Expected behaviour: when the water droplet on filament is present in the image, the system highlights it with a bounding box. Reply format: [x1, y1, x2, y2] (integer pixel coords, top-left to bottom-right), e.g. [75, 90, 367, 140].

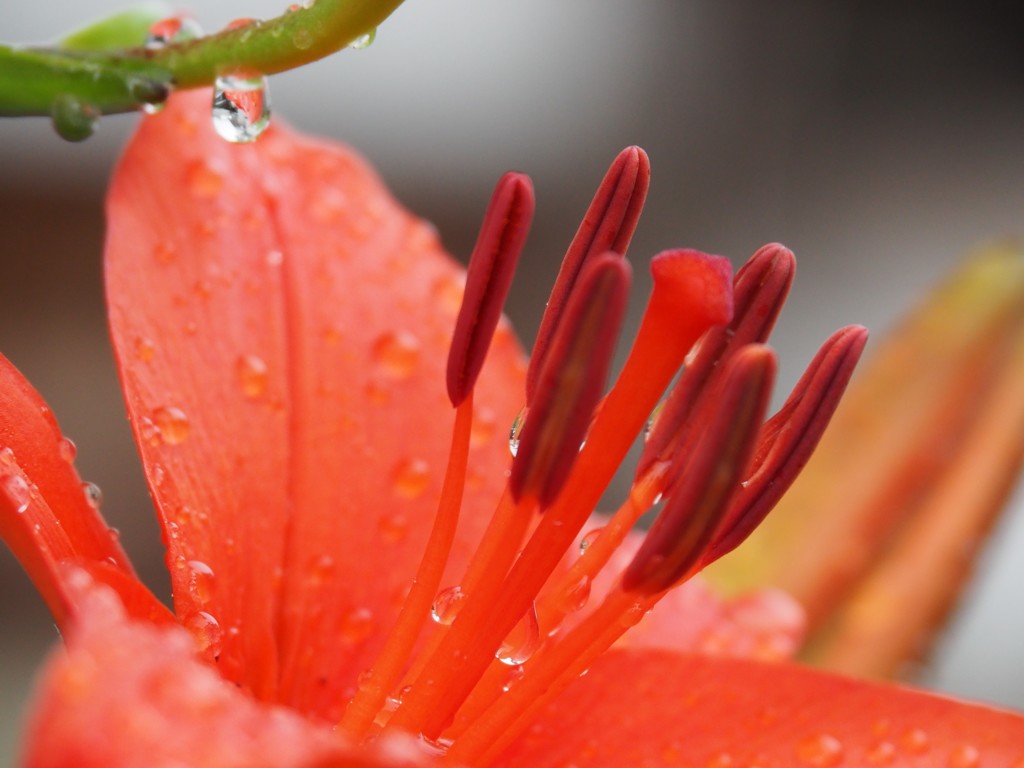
[431, 586, 465, 625]
[82, 481, 103, 509]
[212, 74, 271, 143]
[496, 603, 540, 666]
[509, 407, 527, 456]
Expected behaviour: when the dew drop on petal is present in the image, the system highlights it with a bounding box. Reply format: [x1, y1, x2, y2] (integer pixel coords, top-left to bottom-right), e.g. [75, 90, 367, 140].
[81, 481, 103, 509]
[795, 733, 844, 767]
[236, 354, 269, 399]
[469, 405, 496, 447]
[1, 474, 31, 513]
[341, 607, 375, 644]
[185, 160, 223, 199]
[58, 437, 77, 463]
[392, 458, 430, 499]
[186, 560, 216, 603]
[509, 407, 527, 457]
[135, 337, 157, 362]
[948, 745, 981, 768]
[496, 603, 540, 666]
[378, 511, 409, 543]
[372, 331, 420, 379]
[348, 27, 376, 49]
[865, 742, 895, 765]
[153, 406, 190, 445]
[431, 585, 465, 625]
[184, 610, 223, 655]
[899, 728, 929, 755]
[212, 74, 271, 143]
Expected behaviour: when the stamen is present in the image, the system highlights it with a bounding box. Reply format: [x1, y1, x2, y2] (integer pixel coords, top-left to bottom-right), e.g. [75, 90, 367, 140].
[510, 254, 631, 506]
[447, 172, 535, 406]
[527, 147, 650, 402]
[341, 176, 533, 738]
[623, 344, 776, 592]
[638, 243, 795, 479]
[385, 250, 732, 740]
[703, 324, 868, 565]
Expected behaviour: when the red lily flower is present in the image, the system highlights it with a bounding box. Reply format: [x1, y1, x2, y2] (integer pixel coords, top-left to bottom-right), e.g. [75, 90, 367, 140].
[2, 91, 1023, 767]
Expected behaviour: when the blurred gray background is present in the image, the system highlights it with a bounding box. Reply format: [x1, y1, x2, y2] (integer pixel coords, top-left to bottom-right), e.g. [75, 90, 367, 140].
[2, 1, 1023, 762]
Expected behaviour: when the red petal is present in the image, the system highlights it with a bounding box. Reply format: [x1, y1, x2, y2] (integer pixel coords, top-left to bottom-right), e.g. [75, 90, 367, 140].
[105, 93, 525, 714]
[20, 571, 436, 768]
[495, 649, 1024, 767]
[0, 352, 166, 627]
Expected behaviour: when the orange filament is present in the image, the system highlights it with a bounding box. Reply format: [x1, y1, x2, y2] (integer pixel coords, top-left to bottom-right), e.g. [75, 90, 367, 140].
[339, 395, 475, 740]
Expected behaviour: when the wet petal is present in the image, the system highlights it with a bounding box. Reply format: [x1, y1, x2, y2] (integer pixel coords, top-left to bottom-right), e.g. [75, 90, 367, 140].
[0, 352, 166, 627]
[105, 92, 525, 713]
[494, 648, 1024, 767]
[20, 571, 435, 768]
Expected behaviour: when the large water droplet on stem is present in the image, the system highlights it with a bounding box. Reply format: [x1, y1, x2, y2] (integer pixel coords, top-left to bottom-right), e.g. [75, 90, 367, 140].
[50, 94, 98, 142]
[496, 603, 540, 666]
[212, 75, 271, 143]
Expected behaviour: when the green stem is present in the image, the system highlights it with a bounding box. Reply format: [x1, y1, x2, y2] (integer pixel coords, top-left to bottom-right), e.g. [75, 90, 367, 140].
[0, 0, 406, 117]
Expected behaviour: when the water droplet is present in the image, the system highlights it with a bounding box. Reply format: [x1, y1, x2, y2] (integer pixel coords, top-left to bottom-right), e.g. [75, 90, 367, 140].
[469, 405, 496, 447]
[50, 94, 98, 142]
[153, 406, 190, 445]
[349, 27, 377, 49]
[187, 560, 216, 603]
[184, 610, 223, 655]
[292, 27, 314, 49]
[372, 331, 420, 378]
[432, 273, 465, 315]
[795, 734, 844, 766]
[509, 407, 527, 456]
[144, 16, 202, 48]
[58, 437, 77, 463]
[865, 742, 895, 765]
[579, 527, 603, 554]
[431, 586, 465, 625]
[392, 458, 430, 499]
[212, 74, 271, 143]
[899, 728, 929, 755]
[185, 160, 223, 198]
[236, 354, 269, 399]
[1, 474, 31, 513]
[562, 576, 592, 614]
[496, 603, 540, 666]
[136, 337, 157, 362]
[644, 401, 665, 442]
[949, 745, 981, 768]
[82, 481, 103, 509]
[706, 753, 734, 768]
[341, 607, 375, 644]
[378, 511, 409, 543]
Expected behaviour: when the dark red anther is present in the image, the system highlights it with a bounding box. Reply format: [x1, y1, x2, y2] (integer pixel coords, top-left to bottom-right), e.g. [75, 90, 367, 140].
[510, 254, 631, 506]
[446, 172, 535, 406]
[623, 344, 776, 593]
[703, 324, 869, 565]
[637, 244, 795, 479]
[527, 147, 650, 403]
